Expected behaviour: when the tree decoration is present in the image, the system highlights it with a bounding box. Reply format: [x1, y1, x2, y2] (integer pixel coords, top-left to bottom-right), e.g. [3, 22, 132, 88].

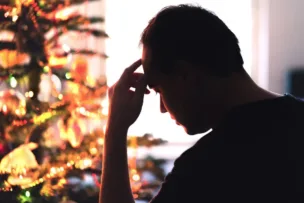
[70, 55, 88, 83]
[0, 89, 26, 117]
[48, 44, 72, 69]
[38, 73, 62, 102]
[0, 49, 30, 69]
[42, 123, 64, 148]
[0, 142, 39, 186]
[0, 0, 169, 202]
[58, 116, 86, 148]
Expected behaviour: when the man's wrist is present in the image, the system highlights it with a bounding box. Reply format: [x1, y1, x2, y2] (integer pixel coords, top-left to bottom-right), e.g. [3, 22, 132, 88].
[103, 121, 129, 158]
[105, 118, 129, 139]
[107, 115, 130, 132]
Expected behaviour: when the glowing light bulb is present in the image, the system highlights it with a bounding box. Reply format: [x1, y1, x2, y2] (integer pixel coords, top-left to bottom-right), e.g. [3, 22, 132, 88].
[58, 94, 63, 100]
[25, 191, 30, 197]
[132, 174, 140, 182]
[97, 137, 104, 145]
[10, 77, 17, 88]
[50, 167, 56, 174]
[29, 91, 34, 97]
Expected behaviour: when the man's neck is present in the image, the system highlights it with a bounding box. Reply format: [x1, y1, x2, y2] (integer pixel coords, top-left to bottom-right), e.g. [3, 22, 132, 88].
[205, 74, 281, 130]
[222, 75, 280, 109]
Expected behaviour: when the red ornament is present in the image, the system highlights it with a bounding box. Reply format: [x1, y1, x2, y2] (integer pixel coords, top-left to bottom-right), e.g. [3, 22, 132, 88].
[0, 143, 8, 155]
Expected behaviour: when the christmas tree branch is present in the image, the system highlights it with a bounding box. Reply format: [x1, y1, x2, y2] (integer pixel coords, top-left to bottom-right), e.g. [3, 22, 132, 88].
[70, 49, 108, 58]
[46, 28, 107, 47]
[40, 16, 105, 41]
[66, 27, 108, 37]
[37, 0, 100, 13]
[0, 64, 32, 78]
[58, 16, 105, 26]
[0, 21, 15, 30]
[0, 42, 16, 50]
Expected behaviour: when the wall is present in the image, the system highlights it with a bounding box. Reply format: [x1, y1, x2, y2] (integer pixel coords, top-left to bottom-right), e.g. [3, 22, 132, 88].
[255, 0, 304, 93]
[59, 0, 106, 78]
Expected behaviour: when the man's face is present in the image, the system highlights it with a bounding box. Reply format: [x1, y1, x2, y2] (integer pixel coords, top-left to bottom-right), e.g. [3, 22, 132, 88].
[142, 47, 207, 135]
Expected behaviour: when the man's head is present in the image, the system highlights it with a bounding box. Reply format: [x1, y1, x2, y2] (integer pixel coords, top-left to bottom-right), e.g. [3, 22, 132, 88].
[141, 4, 246, 134]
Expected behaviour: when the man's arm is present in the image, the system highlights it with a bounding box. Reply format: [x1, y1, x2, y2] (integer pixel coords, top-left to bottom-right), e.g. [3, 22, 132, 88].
[100, 123, 134, 203]
[99, 59, 148, 203]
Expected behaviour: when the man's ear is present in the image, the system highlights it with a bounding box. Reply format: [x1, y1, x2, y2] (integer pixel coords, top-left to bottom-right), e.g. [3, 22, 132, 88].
[174, 60, 198, 81]
[174, 60, 189, 80]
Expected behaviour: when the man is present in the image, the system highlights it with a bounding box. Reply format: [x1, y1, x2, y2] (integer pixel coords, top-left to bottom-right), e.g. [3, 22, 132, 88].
[100, 4, 304, 203]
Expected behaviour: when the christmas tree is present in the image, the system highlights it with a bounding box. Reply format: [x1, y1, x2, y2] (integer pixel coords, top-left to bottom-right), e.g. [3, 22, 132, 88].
[0, 1, 167, 202]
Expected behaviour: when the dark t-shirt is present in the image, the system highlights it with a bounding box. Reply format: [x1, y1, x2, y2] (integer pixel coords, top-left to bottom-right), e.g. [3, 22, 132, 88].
[151, 95, 304, 203]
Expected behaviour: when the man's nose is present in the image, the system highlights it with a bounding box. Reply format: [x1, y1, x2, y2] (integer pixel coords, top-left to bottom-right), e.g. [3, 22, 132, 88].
[160, 97, 167, 113]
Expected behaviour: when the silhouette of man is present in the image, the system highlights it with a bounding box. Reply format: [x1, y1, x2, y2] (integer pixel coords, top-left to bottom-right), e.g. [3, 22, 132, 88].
[100, 4, 304, 203]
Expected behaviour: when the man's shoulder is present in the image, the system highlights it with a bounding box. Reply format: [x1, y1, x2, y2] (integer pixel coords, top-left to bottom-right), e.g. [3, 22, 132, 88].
[172, 133, 222, 172]
[170, 94, 304, 171]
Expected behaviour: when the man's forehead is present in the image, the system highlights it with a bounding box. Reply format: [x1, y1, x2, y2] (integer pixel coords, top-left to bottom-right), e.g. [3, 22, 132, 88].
[141, 49, 157, 88]
[141, 47, 152, 72]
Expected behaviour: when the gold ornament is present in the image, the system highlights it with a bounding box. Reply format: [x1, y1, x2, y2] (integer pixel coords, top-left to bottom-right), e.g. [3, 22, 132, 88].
[0, 143, 39, 186]
[58, 117, 86, 148]
[0, 89, 26, 117]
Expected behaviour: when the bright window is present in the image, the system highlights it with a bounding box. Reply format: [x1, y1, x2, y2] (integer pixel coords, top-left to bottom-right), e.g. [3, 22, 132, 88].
[105, 0, 252, 143]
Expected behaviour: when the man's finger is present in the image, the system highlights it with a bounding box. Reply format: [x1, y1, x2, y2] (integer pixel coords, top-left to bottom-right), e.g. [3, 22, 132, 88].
[134, 75, 148, 101]
[126, 59, 142, 73]
[127, 73, 150, 93]
[127, 73, 144, 86]
[119, 59, 142, 83]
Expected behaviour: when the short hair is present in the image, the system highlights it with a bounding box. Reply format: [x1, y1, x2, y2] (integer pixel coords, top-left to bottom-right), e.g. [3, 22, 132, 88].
[140, 4, 244, 76]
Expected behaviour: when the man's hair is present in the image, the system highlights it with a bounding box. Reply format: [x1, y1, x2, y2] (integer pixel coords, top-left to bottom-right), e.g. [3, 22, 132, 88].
[140, 4, 244, 76]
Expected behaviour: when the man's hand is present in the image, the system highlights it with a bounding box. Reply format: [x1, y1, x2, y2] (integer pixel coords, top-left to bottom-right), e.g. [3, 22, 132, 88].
[100, 60, 149, 203]
[108, 59, 149, 130]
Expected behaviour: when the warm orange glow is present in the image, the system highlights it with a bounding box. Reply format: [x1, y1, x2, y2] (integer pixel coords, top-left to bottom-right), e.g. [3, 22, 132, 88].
[90, 147, 98, 155]
[101, 98, 109, 116]
[0, 50, 30, 68]
[48, 55, 68, 68]
[102, 125, 107, 134]
[132, 173, 140, 182]
[2, 105, 7, 113]
[55, 7, 74, 20]
[97, 137, 104, 145]
[129, 136, 138, 170]
[71, 56, 88, 82]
